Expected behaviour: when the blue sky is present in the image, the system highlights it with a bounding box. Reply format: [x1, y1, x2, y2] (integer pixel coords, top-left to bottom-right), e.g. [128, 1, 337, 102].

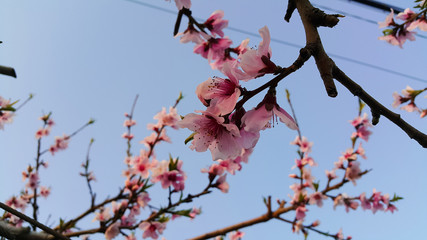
[0, 0, 426, 239]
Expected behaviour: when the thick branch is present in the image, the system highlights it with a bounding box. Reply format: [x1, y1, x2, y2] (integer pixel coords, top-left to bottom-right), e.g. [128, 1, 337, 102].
[332, 66, 427, 147]
[0, 65, 16, 78]
[0, 220, 52, 240]
[293, 0, 427, 147]
[189, 173, 358, 240]
[0, 202, 69, 240]
[294, 0, 338, 97]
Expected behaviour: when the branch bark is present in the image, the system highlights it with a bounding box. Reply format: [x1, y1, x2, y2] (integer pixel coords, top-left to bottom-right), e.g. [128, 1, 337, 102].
[293, 0, 427, 147]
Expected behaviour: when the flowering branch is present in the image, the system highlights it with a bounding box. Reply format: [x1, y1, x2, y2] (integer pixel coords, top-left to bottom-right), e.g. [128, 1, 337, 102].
[0, 202, 69, 240]
[289, 0, 427, 147]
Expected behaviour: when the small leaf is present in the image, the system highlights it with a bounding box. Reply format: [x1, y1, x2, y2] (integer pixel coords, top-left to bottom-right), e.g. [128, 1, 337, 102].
[313, 181, 320, 192]
[184, 132, 196, 145]
[390, 193, 403, 202]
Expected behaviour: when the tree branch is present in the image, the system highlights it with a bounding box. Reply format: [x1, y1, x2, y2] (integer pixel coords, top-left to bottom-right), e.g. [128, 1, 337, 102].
[292, 0, 427, 147]
[0, 202, 69, 240]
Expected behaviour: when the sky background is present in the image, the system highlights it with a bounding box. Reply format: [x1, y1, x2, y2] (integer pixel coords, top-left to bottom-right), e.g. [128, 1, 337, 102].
[0, 0, 426, 239]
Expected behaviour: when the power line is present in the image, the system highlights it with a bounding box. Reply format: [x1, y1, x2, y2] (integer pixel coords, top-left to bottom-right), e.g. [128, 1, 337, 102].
[122, 0, 427, 84]
[323, 2, 427, 40]
[344, 0, 404, 13]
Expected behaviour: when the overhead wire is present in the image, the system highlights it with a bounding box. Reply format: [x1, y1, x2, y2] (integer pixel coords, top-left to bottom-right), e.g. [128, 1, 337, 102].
[122, 0, 427, 84]
[313, 3, 427, 39]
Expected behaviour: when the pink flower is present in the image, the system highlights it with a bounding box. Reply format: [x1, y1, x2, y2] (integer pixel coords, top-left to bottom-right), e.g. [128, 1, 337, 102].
[194, 36, 232, 63]
[49, 134, 70, 155]
[105, 222, 120, 240]
[189, 207, 201, 219]
[295, 205, 307, 220]
[396, 8, 415, 21]
[139, 222, 166, 239]
[292, 220, 304, 233]
[178, 111, 242, 160]
[132, 151, 157, 179]
[5, 196, 27, 211]
[344, 200, 359, 212]
[240, 26, 276, 78]
[385, 204, 398, 213]
[39, 186, 51, 198]
[291, 136, 313, 153]
[201, 163, 225, 178]
[176, 24, 203, 44]
[355, 143, 366, 159]
[400, 102, 419, 112]
[214, 174, 229, 193]
[26, 173, 40, 190]
[379, 28, 416, 48]
[309, 192, 327, 207]
[169, 0, 191, 10]
[196, 63, 241, 115]
[339, 148, 357, 161]
[35, 128, 50, 139]
[359, 192, 371, 210]
[0, 110, 14, 130]
[204, 10, 228, 38]
[137, 192, 151, 209]
[122, 132, 134, 140]
[351, 126, 372, 141]
[123, 119, 136, 127]
[153, 107, 180, 129]
[242, 91, 298, 133]
[151, 159, 186, 191]
[345, 161, 362, 185]
[378, 9, 395, 28]
[407, 16, 427, 31]
[325, 169, 337, 180]
[93, 207, 111, 222]
[229, 230, 245, 240]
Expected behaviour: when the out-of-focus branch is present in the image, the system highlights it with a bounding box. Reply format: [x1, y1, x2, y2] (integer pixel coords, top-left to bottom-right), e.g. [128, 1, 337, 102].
[0, 65, 16, 78]
[0, 202, 69, 240]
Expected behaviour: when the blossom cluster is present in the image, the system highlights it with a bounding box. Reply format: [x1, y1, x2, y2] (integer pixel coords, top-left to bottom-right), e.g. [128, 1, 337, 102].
[0, 96, 15, 130]
[95, 103, 206, 240]
[283, 110, 399, 239]
[392, 85, 427, 118]
[378, 2, 427, 48]
[175, 9, 298, 186]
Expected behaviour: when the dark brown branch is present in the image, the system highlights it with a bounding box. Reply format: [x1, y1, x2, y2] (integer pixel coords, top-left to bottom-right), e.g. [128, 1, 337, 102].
[293, 0, 427, 147]
[0, 65, 16, 78]
[189, 173, 358, 240]
[235, 46, 313, 111]
[332, 66, 427, 147]
[294, 0, 338, 97]
[54, 190, 126, 232]
[0, 202, 69, 240]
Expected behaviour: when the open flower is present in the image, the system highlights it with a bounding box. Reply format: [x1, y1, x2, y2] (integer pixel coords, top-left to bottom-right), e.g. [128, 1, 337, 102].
[196, 62, 241, 115]
[242, 90, 298, 133]
[139, 222, 166, 239]
[178, 111, 242, 160]
[240, 26, 276, 78]
[194, 35, 233, 63]
[204, 10, 228, 38]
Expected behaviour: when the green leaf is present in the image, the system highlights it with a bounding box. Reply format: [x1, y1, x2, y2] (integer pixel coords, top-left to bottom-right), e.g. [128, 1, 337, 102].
[313, 181, 320, 192]
[184, 132, 196, 145]
[158, 214, 170, 223]
[173, 209, 192, 218]
[382, 29, 393, 35]
[390, 193, 403, 202]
